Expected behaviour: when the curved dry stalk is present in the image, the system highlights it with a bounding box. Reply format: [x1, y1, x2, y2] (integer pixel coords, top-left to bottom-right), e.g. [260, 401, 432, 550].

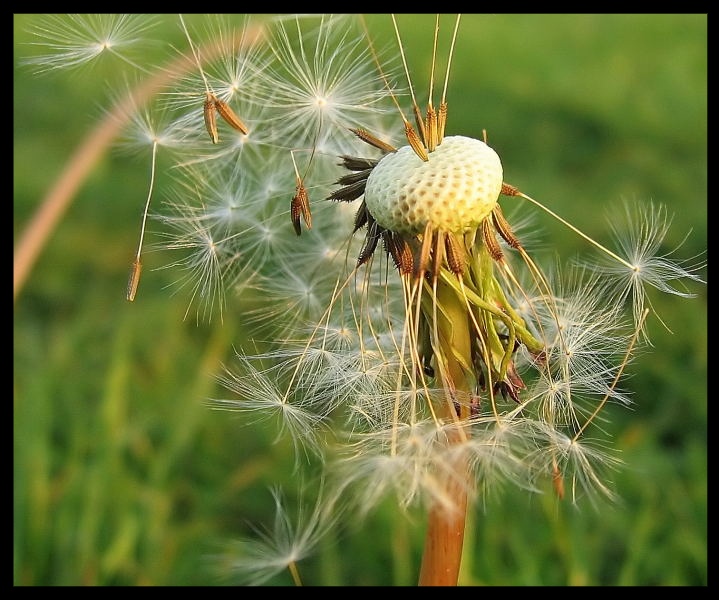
[14, 22, 264, 303]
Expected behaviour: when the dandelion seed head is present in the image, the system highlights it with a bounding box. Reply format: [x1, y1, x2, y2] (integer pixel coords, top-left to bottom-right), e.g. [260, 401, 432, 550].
[365, 136, 503, 235]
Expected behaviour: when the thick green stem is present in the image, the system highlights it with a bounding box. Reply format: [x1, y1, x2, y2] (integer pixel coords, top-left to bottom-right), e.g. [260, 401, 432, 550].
[418, 277, 473, 586]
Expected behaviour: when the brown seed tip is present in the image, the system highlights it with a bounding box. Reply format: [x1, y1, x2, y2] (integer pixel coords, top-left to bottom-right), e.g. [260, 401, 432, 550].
[290, 179, 311, 235]
[203, 92, 219, 144]
[501, 182, 520, 196]
[126, 258, 142, 302]
[214, 97, 249, 135]
[404, 121, 429, 162]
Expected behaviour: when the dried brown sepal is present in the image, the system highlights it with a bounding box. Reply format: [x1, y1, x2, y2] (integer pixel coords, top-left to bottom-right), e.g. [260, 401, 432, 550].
[437, 102, 448, 143]
[501, 182, 521, 196]
[506, 360, 526, 392]
[353, 201, 369, 232]
[382, 230, 414, 275]
[350, 128, 396, 153]
[327, 179, 367, 203]
[531, 348, 548, 368]
[126, 257, 142, 302]
[291, 179, 311, 236]
[482, 218, 504, 261]
[405, 121, 429, 162]
[493, 360, 526, 403]
[425, 105, 438, 153]
[357, 221, 381, 266]
[444, 233, 466, 275]
[204, 92, 219, 144]
[214, 97, 249, 135]
[491, 205, 522, 250]
[336, 169, 373, 186]
[495, 380, 520, 403]
[339, 155, 378, 171]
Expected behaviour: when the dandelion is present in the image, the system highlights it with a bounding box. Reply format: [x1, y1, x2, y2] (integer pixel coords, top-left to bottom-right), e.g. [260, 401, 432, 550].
[217, 13, 702, 585]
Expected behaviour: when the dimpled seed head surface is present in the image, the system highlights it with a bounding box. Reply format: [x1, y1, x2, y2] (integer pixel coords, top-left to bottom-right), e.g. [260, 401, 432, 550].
[364, 135, 503, 235]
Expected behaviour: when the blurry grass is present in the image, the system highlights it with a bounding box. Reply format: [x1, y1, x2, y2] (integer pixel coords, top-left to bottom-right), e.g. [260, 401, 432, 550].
[14, 14, 706, 585]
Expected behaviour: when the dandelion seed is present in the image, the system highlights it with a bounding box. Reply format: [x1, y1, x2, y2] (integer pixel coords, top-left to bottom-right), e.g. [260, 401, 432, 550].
[126, 257, 142, 302]
[214, 95, 249, 135]
[22, 14, 158, 74]
[254, 14, 396, 147]
[584, 200, 706, 339]
[203, 91, 219, 143]
[212, 352, 328, 457]
[217, 484, 338, 586]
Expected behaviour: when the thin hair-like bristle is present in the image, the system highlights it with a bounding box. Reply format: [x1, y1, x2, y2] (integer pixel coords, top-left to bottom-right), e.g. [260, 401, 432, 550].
[430, 230, 445, 280]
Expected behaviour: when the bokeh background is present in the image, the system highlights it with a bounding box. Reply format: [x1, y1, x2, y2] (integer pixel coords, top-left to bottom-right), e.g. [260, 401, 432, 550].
[14, 14, 706, 585]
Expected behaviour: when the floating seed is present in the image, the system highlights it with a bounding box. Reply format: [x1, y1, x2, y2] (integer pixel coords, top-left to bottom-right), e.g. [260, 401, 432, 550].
[203, 92, 219, 144]
[126, 258, 142, 302]
[214, 96, 248, 135]
[291, 179, 311, 236]
[350, 128, 396, 153]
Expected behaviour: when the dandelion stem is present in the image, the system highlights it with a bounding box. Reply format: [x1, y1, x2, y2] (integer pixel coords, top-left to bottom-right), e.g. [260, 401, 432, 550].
[418, 276, 472, 586]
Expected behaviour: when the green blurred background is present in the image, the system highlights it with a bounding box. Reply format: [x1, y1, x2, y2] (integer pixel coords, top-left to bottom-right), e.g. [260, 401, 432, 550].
[14, 14, 706, 585]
